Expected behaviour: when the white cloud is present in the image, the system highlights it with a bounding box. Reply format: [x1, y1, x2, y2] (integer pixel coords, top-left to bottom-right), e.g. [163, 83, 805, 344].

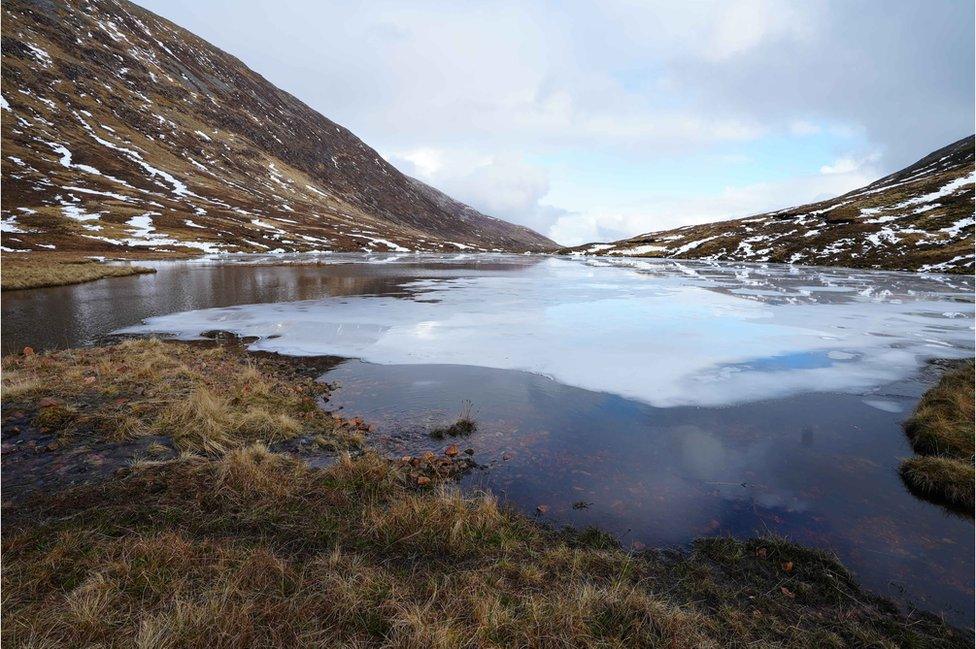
[141, 0, 974, 244]
[386, 149, 566, 235]
[704, 0, 814, 61]
[395, 148, 445, 177]
[819, 152, 881, 175]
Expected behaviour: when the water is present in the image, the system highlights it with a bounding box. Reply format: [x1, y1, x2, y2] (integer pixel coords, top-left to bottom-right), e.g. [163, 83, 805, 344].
[2, 253, 973, 622]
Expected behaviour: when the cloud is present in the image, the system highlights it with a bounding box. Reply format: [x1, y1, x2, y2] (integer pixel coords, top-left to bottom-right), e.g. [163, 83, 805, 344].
[386, 149, 568, 235]
[819, 152, 881, 175]
[140, 0, 974, 244]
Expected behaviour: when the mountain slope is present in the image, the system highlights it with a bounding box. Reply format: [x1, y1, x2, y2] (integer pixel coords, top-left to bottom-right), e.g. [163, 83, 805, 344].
[564, 137, 975, 273]
[0, 0, 556, 255]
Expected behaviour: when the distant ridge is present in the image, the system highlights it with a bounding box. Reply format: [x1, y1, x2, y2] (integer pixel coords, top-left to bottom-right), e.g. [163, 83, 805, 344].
[562, 137, 975, 273]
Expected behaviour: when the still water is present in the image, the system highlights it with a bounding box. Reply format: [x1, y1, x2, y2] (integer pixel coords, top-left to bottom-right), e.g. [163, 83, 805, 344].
[2, 253, 973, 622]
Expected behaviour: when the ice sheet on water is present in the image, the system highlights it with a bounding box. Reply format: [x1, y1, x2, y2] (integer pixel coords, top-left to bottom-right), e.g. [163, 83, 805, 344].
[115, 256, 975, 407]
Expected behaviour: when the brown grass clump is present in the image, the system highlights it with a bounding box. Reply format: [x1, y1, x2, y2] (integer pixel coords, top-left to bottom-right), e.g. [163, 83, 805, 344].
[1, 257, 155, 290]
[1, 450, 967, 648]
[900, 456, 975, 512]
[901, 360, 975, 513]
[904, 361, 975, 458]
[1, 339, 354, 454]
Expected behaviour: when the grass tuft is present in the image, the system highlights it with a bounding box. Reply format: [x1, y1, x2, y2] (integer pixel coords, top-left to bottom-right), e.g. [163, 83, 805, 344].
[430, 399, 477, 439]
[900, 360, 975, 513]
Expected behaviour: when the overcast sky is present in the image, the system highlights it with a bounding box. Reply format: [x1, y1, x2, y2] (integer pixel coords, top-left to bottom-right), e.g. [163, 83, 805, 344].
[139, 0, 974, 245]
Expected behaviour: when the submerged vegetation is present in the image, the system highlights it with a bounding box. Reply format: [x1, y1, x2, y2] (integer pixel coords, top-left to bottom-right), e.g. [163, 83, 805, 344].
[430, 399, 477, 439]
[900, 360, 975, 513]
[0, 342, 971, 646]
[0, 256, 156, 290]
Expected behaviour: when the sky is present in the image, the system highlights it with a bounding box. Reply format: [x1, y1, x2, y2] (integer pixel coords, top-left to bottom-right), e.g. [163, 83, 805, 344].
[139, 0, 974, 246]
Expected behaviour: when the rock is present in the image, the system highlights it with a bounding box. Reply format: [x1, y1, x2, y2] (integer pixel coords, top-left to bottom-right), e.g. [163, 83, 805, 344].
[464, 448, 474, 455]
[536, 504, 549, 514]
[445, 444, 459, 457]
[37, 397, 60, 408]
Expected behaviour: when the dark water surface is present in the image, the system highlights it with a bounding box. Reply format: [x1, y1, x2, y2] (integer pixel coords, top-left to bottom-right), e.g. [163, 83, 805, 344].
[325, 360, 974, 624]
[1, 254, 973, 624]
[0, 255, 530, 354]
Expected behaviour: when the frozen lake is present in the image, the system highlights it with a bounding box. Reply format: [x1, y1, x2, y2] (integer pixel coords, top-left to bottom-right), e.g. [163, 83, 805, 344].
[3, 253, 973, 622]
[117, 254, 974, 409]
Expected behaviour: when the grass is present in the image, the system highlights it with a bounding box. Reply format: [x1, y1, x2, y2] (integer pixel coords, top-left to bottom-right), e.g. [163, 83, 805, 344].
[1, 256, 156, 290]
[2, 449, 968, 648]
[900, 360, 975, 513]
[0, 342, 970, 647]
[1, 339, 359, 454]
[430, 399, 477, 439]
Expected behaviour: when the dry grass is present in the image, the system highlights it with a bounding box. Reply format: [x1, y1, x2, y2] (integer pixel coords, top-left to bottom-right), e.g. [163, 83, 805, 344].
[1, 343, 968, 647]
[1, 339, 356, 454]
[1, 257, 155, 290]
[900, 456, 975, 512]
[2, 450, 967, 648]
[901, 360, 975, 513]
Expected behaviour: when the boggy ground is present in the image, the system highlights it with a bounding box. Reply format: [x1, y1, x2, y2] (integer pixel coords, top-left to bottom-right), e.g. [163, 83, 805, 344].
[1, 340, 971, 647]
[900, 359, 975, 514]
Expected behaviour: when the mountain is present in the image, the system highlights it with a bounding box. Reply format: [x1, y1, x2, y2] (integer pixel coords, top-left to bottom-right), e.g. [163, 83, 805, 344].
[0, 0, 556, 255]
[563, 137, 975, 273]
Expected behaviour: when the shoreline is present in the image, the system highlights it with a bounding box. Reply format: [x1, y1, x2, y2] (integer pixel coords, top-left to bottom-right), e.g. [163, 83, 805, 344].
[1, 249, 970, 294]
[1, 338, 972, 644]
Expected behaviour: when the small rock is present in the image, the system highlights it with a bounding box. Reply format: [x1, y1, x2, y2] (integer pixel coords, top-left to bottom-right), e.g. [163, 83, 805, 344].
[445, 444, 459, 457]
[464, 448, 474, 455]
[37, 397, 60, 408]
[536, 504, 549, 514]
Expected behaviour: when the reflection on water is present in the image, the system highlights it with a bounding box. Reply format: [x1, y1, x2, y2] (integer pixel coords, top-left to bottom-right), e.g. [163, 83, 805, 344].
[0, 254, 542, 354]
[2, 253, 973, 624]
[325, 359, 975, 625]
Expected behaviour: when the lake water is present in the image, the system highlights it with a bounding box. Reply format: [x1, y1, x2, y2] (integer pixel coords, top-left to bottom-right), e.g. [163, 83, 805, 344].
[2, 253, 973, 622]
